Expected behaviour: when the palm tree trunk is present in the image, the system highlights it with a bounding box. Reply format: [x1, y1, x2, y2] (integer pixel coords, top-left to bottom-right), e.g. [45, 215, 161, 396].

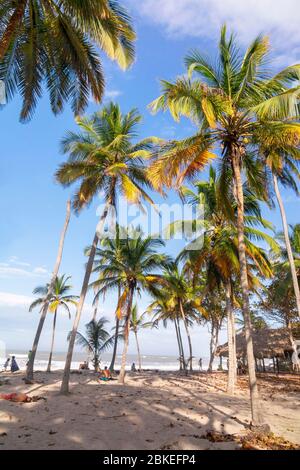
[273, 174, 300, 363]
[226, 280, 237, 395]
[0, 0, 27, 59]
[60, 203, 109, 394]
[174, 318, 183, 370]
[118, 288, 134, 384]
[26, 200, 71, 381]
[208, 321, 218, 372]
[135, 331, 142, 371]
[176, 317, 186, 371]
[109, 317, 120, 371]
[47, 309, 58, 373]
[179, 300, 193, 371]
[109, 286, 121, 372]
[232, 153, 263, 427]
[92, 294, 99, 322]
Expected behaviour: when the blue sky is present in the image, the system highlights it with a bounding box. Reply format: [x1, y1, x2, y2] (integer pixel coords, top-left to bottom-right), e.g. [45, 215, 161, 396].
[0, 0, 299, 358]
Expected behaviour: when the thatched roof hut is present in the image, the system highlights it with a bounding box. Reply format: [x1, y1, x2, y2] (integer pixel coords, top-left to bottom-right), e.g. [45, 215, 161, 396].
[216, 327, 299, 359]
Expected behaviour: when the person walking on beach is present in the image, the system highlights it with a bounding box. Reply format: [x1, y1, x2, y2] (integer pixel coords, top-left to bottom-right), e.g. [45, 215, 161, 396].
[3, 357, 10, 371]
[198, 358, 203, 371]
[10, 356, 19, 373]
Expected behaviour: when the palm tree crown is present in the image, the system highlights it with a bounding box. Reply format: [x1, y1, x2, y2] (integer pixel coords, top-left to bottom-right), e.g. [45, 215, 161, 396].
[56, 102, 158, 212]
[0, 0, 135, 120]
[29, 274, 78, 316]
[72, 317, 115, 371]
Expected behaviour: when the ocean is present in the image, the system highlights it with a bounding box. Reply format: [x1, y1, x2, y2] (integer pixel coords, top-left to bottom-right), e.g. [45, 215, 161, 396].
[0, 350, 220, 371]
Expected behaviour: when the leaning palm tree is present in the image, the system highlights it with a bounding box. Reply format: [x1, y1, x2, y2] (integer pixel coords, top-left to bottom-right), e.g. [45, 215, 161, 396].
[90, 235, 171, 384]
[255, 125, 300, 321]
[57, 104, 159, 394]
[71, 318, 115, 372]
[129, 304, 153, 371]
[26, 199, 71, 381]
[0, 0, 135, 120]
[149, 26, 299, 426]
[29, 275, 78, 372]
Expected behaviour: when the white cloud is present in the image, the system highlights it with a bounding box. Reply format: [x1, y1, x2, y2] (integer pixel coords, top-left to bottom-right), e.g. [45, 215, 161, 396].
[129, 0, 300, 64]
[104, 89, 122, 99]
[0, 257, 49, 279]
[33, 267, 48, 275]
[0, 292, 33, 308]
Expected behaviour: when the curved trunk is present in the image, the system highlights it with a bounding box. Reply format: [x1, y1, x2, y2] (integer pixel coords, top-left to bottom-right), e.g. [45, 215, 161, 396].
[60, 204, 109, 394]
[118, 287, 134, 384]
[109, 286, 121, 372]
[232, 154, 263, 427]
[92, 295, 99, 322]
[174, 318, 183, 370]
[0, 0, 27, 59]
[176, 317, 186, 371]
[208, 322, 218, 372]
[135, 331, 142, 371]
[226, 280, 237, 395]
[179, 300, 193, 371]
[47, 309, 58, 373]
[26, 200, 71, 381]
[109, 317, 120, 372]
[273, 174, 300, 365]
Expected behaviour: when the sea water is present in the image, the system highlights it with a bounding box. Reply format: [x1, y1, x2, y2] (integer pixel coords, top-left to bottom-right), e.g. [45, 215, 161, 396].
[0, 350, 220, 372]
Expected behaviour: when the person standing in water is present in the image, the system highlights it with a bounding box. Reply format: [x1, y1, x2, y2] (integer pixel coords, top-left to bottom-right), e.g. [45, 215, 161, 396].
[198, 358, 203, 371]
[10, 356, 19, 373]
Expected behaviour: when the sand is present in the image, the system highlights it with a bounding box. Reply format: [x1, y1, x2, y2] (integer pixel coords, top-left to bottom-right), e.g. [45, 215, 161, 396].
[0, 370, 299, 450]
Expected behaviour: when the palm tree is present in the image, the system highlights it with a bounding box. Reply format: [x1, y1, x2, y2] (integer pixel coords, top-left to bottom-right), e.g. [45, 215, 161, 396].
[29, 275, 78, 372]
[147, 288, 198, 371]
[129, 304, 153, 371]
[0, 0, 135, 120]
[90, 235, 170, 384]
[156, 262, 205, 371]
[202, 289, 227, 373]
[57, 104, 158, 394]
[256, 127, 300, 320]
[26, 199, 71, 381]
[168, 167, 274, 390]
[71, 318, 115, 372]
[149, 26, 299, 426]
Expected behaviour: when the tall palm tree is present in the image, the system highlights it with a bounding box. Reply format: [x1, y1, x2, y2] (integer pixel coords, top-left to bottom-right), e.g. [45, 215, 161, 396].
[90, 235, 170, 384]
[0, 0, 135, 120]
[71, 318, 115, 372]
[178, 167, 275, 392]
[255, 125, 300, 321]
[129, 304, 153, 371]
[29, 275, 78, 372]
[149, 26, 299, 426]
[57, 104, 158, 394]
[26, 199, 71, 381]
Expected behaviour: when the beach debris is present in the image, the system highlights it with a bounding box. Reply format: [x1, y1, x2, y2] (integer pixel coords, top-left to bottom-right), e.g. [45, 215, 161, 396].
[201, 431, 235, 443]
[0, 393, 46, 403]
[240, 432, 300, 450]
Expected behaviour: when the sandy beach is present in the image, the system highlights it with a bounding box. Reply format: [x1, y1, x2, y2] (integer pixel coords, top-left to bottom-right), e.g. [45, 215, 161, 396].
[0, 370, 299, 450]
